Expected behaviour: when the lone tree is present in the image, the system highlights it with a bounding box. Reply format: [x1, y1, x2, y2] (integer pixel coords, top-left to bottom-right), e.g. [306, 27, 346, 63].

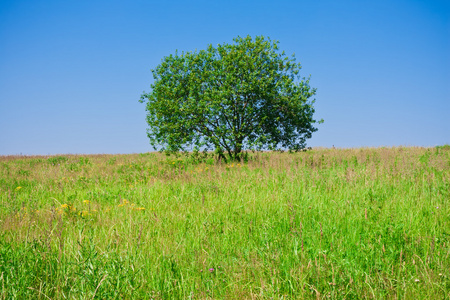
[140, 35, 321, 161]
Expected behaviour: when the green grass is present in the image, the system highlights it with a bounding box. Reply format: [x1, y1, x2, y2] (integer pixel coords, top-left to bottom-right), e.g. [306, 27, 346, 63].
[0, 147, 449, 299]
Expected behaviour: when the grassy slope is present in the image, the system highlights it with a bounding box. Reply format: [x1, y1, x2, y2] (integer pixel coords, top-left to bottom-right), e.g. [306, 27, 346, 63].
[0, 147, 449, 299]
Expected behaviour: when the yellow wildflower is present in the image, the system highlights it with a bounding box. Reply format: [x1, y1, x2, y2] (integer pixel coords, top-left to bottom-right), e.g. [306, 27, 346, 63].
[83, 200, 90, 204]
[60, 204, 69, 209]
[15, 186, 22, 191]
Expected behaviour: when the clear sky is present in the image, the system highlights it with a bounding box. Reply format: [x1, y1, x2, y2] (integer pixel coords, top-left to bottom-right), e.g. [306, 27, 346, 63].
[1, 0, 449, 155]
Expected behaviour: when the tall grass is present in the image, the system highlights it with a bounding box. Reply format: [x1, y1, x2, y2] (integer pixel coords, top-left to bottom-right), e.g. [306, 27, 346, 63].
[0, 147, 449, 299]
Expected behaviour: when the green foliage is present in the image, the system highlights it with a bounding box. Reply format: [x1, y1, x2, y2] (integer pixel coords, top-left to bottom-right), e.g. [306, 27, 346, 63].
[435, 144, 450, 155]
[47, 156, 68, 165]
[140, 35, 320, 161]
[78, 157, 91, 166]
[1, 148, 449, 299]
[107, 157, 117, 165]
[65, 162, 80, 172]
[435, 144, 450, 150]
[419, 151, 430, 164]
[17, 169, 30, 176]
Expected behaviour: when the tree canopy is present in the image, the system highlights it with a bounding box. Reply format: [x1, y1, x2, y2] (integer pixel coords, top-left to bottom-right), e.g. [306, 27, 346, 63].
[140, 35, 321, 161]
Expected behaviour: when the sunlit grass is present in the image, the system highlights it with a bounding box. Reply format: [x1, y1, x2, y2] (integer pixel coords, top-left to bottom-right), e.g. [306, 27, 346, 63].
[0, 147, 449, 299]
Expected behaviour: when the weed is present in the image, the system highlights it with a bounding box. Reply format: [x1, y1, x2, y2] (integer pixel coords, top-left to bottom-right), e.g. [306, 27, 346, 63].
[0, 147, 449, 299]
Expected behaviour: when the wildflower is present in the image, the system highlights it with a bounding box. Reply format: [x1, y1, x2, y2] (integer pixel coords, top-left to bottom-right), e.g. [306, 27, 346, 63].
[83, 200, 90, 204]
[135, 207, 145, 211]
[15, 186, 22, 191]
[118, 199, 129, 207]
[209, 268, 214, 273]
[60, 204, 69, 209]
[414, 279, 420, 282]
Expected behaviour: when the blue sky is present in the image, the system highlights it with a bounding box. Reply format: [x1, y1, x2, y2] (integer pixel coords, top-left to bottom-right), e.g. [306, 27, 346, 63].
[0, 0, 449, 155]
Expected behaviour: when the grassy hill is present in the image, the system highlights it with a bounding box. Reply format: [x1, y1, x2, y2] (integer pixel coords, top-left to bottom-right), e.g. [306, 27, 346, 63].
[0, 147, 449, 299]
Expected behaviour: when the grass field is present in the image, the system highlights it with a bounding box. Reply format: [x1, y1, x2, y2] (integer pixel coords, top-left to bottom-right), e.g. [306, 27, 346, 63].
[0, 147, 449, 299]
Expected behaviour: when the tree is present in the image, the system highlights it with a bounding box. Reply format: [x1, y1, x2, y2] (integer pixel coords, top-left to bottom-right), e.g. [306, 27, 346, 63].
[140, 35, 321, 161]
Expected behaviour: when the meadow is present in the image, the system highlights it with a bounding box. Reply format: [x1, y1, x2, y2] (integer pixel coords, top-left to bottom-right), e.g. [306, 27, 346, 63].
[0, 147, 449, 299]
